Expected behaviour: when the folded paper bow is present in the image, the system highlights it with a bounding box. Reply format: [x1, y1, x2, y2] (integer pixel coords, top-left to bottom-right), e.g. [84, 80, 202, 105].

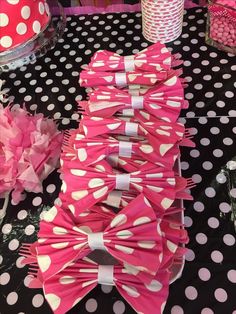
[78, 115, 192, 158]
[79, 69, 171, 88]
[60, 158, 188, 215]
[81, 76, 188, 122]
[34, 258, 170, 314]
[88, 42, 181, 72]
[63, 131, 179, 168]
[26, 194, 163, 283]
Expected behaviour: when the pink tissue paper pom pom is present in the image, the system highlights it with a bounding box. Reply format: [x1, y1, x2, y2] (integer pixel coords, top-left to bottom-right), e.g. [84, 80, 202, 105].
[0, 104, 63, 204]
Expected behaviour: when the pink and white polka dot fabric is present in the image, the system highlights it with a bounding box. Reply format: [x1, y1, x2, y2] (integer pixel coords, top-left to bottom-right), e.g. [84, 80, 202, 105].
[80, 76, 188, 122]
[43, 258, 170, 314]
[0, 0, 50, 53]
[63, 132, 179, 168]
[79, 69, 171, 88]
[19, 43, 194, 314]
[30, 194, 163, 282]
[87, 42, 182, 72]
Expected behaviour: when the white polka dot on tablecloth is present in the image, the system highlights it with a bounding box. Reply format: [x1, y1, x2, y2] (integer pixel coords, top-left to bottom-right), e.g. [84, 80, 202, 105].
[223, 234, 235, 246]
[2, 223, 12, 234]
[196, 233, 208, 245]
[185, 286, 198, 300]
[210, 127, 220, 134]
[46, 184, 56, 193]
[201, 308, 214, 314]
[211, 250, 223, 263]
[24, 225, 35, 236]
[192, 174, 202, 183]
[205, 187, 216, 198]
[198, 268, 211, 281]
[113, 300, 125, 314]
[16, 257, 25, 269]
[184, 216, 193, 227]
[8, 239, 19, 251]
[0, 272, 10, 285]
[214, 288, 228, 302]
[101, 285, 113, 294]
[185, 249, 195, 262]
[6, 292, 18, 305]
[181, 161, 189, 170]
[230, 188, 236, 198]
[193, 201, 204, 212]
[24, 275, 34, 287]
[208, 217, 219, 229]
[171, 305, 184, 314]
[32, 294, 44, 308]
[32, 196, 42, 207]
[227, 270, 236, 283]
[202, 161, 213, 170]
[85, 298, 98, 312]
[219, 202, 231, 213]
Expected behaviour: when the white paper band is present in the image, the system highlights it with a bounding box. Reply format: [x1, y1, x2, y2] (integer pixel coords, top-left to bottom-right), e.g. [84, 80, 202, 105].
[115, 72, 127, 86]
[125, 122, 138, 136]
[124, 55, 135, 72]
[87, 232, 106, 251]
[105, 191, 122, 208]
[131, 96, 144, 109]
[98, 265, 114, 286]
[115, 174, 130, 190]
[119, 141, 132, 157]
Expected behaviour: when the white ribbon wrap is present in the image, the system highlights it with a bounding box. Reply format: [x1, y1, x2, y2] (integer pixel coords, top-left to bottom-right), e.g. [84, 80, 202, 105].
[131, 96, 144, 109]
[115, 174, 130, 190]
[115, 72, 127, 86]
[119, 141, 132, 157]
[124, 55, 135, 72]
[98, 265, 114, 286]
[87, 232, 106, 251]
[125, 122, 138, 136]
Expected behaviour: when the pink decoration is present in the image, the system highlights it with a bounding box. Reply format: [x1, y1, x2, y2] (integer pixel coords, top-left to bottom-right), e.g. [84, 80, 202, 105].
[59, 157, 191, 216]
[41, 259, 170, 314]
[87, 43, 182, 72]
[0, 104, 63, 205]
[63, 131, 180, 168]
[79, 75, 188, 122]
[27, 194, 163, 282]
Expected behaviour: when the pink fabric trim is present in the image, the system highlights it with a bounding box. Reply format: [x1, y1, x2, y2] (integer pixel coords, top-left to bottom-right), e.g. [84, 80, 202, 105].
[51, 1, 204, 16]
[51, 3, 141, 16]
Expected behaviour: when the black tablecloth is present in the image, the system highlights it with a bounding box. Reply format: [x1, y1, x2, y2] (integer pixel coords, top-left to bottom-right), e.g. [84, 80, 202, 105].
[1, 7, 236, 314]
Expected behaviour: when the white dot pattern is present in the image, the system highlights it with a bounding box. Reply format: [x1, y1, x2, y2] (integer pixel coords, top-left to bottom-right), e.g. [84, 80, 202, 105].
[0, 7, 236, 314]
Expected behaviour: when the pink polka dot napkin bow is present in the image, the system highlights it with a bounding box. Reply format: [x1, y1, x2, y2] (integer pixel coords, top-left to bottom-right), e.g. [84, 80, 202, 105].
[43, 258, 170, 314]
[20, 198, 188, 314]
[80, 75, 188, 122]
[63, 132, 179, 168]
[87, 42, 182, 72]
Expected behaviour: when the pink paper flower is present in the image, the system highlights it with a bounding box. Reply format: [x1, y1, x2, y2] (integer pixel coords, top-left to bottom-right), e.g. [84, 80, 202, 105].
[0, 104, 63, 204]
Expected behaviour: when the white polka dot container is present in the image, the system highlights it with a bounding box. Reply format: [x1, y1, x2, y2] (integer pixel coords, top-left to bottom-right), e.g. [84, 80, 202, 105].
[141, 0, 185, 43]
[0, 0, 66, 73]
[0, 0, 50, 52]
